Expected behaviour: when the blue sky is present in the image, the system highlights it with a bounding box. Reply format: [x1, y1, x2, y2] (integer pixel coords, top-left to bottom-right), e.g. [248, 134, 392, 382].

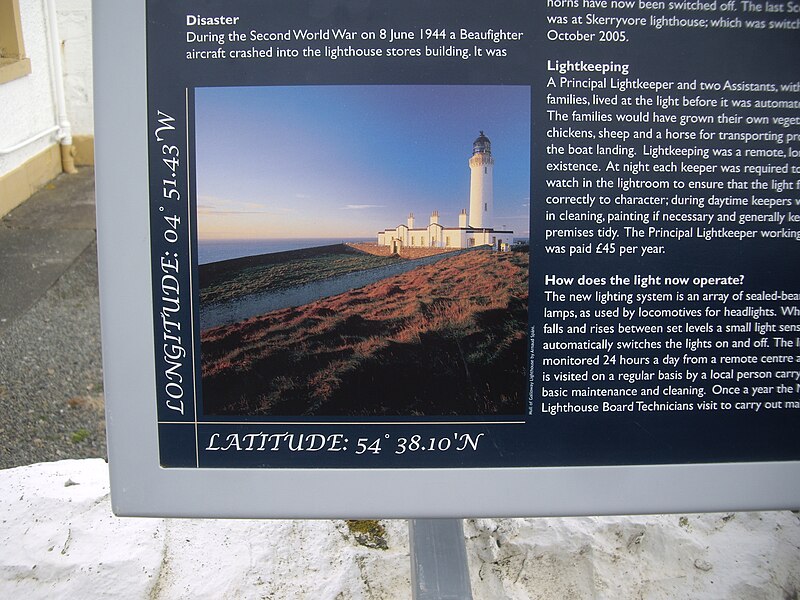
[194, 85, 530, 240]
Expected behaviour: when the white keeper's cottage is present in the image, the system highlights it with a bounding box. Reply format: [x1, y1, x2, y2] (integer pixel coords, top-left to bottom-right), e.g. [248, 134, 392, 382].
[0, 0, 94, 217]
[377, 131, 514, 253]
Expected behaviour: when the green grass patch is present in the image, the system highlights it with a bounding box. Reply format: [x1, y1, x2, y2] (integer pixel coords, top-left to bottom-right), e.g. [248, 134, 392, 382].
[70, 428, 90, 444]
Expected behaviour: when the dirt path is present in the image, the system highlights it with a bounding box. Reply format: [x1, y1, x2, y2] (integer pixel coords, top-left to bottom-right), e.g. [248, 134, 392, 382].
[199, 249, 468, 330]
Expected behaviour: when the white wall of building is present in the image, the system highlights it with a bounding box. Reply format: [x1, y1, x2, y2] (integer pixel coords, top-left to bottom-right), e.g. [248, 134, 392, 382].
[0, 0, 57, 175]
[0, 0, 93, 178]
[58, 0, 93, 136]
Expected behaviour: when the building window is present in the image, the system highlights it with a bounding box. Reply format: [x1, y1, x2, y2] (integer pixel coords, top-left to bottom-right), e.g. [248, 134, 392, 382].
[484, 203, 487, 211]
[445, 236, 450, 247]
[0, 0, 31, 84]
[484, 167, 487, 174]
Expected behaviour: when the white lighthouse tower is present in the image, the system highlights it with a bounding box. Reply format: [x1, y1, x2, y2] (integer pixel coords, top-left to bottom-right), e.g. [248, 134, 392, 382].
[377, 129, 514, 251]
[468, 131, 493, 229]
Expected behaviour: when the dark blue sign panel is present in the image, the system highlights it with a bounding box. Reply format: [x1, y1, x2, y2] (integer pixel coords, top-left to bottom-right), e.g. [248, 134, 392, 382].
[146, 0, 800, 469]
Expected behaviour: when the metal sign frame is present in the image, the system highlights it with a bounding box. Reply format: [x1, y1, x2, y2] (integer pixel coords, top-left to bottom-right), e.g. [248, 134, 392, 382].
[94, 0, 800, 518]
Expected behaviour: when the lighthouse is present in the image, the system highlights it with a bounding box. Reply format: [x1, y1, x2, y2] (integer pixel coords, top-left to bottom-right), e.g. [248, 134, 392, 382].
[377, 130, 513, 251]
[468, 131, 493, 229]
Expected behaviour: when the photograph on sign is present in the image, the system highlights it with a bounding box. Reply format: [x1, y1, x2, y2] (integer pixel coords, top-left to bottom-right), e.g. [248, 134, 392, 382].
[193, 85, 530, 419]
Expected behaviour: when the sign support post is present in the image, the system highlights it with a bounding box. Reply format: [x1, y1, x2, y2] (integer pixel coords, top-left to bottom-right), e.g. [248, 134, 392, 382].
[409, 519, 473, 600]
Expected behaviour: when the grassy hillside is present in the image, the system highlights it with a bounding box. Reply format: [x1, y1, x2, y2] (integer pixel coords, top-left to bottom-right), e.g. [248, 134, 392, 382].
[200, 248, 529, 416]
[199, 244, 400, 305]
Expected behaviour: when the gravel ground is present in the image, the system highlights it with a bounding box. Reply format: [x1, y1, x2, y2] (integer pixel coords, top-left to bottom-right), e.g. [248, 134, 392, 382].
[0, 242, 105, 468]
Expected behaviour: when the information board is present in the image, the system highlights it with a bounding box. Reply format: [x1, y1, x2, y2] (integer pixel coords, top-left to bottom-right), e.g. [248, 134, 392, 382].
[95, 0, 800, 517]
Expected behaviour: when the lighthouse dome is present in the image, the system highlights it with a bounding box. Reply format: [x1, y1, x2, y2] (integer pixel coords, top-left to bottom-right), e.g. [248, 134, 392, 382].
[472, 131, 491, 155]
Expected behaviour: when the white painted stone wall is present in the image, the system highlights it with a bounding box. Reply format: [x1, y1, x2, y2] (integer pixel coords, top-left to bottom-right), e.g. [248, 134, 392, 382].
[57, 0, 93, 137]
[0, 0, 93, 178]
[2, 460, 799, 599]
[0, 0, 57, 176]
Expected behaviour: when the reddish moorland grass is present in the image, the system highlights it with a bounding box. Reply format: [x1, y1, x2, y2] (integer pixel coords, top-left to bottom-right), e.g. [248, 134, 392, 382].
[200, 249, 529, 416]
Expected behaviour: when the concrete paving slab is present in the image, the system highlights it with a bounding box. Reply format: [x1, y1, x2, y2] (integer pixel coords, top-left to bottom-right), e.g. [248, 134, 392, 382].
[0, 228, 96, 325]
[2, 167, 97, 230]
[0, 168, 96, 330]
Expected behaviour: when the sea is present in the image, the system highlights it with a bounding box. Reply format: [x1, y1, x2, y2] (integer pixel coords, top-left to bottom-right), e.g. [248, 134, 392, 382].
[198, 238, 373, 264]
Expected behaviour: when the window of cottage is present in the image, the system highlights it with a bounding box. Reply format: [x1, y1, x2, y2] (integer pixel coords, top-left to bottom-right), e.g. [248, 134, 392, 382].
[0, 0, 31, 84]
